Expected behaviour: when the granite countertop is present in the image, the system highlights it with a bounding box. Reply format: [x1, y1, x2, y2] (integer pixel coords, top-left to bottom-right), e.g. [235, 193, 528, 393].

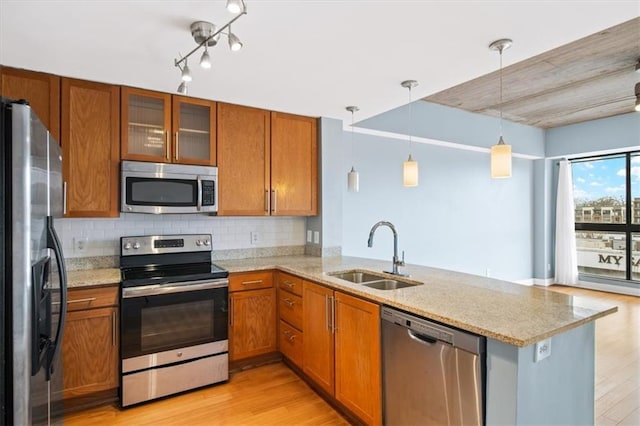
[66, 255, 617, 348]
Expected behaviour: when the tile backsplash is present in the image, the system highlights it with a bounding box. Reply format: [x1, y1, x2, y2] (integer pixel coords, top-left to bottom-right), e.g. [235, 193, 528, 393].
[55, 213, 306, 259]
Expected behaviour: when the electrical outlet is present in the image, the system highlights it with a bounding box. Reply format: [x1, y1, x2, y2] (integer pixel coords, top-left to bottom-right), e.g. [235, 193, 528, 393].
[313, 231, 320, 244]
[486, 268, 491, 277]
[307, 230, 312, 243]
[250, 231, 259, 245]
[74, 236, 88, 253]
[534, 338, 551, 362]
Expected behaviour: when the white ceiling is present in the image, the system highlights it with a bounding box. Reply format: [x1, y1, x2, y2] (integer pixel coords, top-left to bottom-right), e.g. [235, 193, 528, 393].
[1, 1, 638, 123]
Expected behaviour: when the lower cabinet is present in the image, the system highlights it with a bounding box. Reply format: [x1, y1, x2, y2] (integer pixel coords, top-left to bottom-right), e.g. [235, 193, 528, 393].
[303, 280, 382, 425]
[229, 271, 277, 361]
[62, 285, 118, 400]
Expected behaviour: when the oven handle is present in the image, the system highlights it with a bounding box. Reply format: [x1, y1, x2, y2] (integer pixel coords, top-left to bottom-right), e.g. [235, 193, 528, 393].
[122, 279, 229, 299]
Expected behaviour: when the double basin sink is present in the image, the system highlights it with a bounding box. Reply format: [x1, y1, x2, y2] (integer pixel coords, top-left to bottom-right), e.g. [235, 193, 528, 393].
[328, 270, 422, 290]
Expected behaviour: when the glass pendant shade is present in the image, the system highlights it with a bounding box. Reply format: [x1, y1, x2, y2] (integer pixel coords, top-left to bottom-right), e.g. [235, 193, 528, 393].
[403, 155, 419, 187]
[348, 166, 359, 192]
[491, 137, 512, 178]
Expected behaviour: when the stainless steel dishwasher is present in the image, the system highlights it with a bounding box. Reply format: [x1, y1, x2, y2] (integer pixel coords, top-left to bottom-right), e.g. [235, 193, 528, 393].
[381, 306, 486, 426]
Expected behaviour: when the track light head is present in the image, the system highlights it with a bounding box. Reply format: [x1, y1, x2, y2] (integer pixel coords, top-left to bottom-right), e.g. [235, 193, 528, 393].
[181, 62, 192, 82]
[177, 81, 188, 95]
[228, 29, 243, 51]
[200, 47, 212, 69]
[226, 0, 245, 14]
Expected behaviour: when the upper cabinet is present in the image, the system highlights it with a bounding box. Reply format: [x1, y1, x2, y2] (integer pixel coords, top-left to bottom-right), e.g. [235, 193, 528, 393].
[121, 87, 216, 166]
[0, 66, 60, 141]
[61, 78, 120, 217]
[270, 112, 318, 216]
[217, 104, 318, 216]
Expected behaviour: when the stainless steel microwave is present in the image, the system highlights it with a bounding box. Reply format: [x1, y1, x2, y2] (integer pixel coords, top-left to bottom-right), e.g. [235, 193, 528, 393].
[121, 161, 217, 214]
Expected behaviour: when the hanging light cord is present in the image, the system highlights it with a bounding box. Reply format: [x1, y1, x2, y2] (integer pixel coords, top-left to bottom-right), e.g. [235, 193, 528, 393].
[408, 84, 413, 154]
[350, 109, 355, 166]
[499, 46, 504, 140]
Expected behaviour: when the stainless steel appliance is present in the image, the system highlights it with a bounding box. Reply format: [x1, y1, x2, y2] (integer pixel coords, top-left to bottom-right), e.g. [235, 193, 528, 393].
[381, 306, 486, 426]
[121, 160, 218, 214]
[119, 234, 229, 407]
[1, 99, 68, 425]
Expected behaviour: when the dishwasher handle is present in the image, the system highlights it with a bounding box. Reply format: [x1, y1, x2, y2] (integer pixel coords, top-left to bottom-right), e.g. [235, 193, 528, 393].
[407, 329, 438, 346]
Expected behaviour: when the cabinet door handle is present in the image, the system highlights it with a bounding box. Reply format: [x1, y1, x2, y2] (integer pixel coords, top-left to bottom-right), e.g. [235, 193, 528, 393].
[265, 189, 270, 213]
[165, 131, 170, 160]
[63, 181, 67, 215]
[242, 280, 263, 286]
[271, 189, 277, 213]
[283, 298, 294, 308]
[325, 295, 330, 332]
[229, 297, 234, 327]
[330, 296, 336, 334]
[175, 132, 180, 160]
[112, 311, 116, 347]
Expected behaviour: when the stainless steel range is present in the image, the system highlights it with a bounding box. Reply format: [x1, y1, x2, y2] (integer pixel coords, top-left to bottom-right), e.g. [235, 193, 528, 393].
[119, 234, 229, 407]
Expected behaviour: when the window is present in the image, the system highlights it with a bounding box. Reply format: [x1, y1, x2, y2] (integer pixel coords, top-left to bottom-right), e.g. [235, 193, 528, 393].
[572, 152, 640, 282]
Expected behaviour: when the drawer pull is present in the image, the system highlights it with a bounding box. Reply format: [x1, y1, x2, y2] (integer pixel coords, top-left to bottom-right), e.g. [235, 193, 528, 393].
[242, 280, 263, 286]
[283, 330, 296, 342]
[283, 281, 295, 288]
[283, 298, 295, 308]
[53, 297, 97, 305]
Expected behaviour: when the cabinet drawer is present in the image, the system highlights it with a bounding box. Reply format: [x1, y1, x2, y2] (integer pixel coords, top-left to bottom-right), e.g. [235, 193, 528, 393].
[229, 271, 273, 292]
[64, 285, 118, 312]
[279, 320, 303, 367]
[278, 291, 303, 330]
[277, 272, 302, 296]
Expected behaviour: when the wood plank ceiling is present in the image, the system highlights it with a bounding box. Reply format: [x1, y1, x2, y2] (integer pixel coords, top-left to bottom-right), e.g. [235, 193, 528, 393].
[424, 17, 640, 129]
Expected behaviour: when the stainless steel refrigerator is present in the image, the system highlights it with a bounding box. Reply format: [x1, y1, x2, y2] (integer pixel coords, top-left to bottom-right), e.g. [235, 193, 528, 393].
[1, 98, 68, 425]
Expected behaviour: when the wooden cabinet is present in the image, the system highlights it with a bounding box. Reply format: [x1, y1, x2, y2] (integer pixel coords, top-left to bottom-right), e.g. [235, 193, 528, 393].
[0, 66, 60, 141]
[277, 272, 304, 368]
[121, 87, 216, 166]
[270, 112, 318, 216]
[62, 285, 118, 400]
[303, 280, 381, 425]
[61, 78, 120, 217]
[229, 271, 276, 361]
[217, 104, 318, 216]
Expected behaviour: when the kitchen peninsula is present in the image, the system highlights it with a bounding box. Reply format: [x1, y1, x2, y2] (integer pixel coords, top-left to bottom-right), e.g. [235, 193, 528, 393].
[69, 254, 616, 425]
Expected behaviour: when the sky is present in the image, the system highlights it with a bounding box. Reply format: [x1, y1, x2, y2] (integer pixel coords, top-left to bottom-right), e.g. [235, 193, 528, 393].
[572, 155, 640, 202]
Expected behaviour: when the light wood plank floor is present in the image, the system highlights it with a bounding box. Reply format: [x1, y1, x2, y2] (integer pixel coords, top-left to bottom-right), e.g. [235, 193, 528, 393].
[549, 285, 639, 426]
[66, 286, 638, 426]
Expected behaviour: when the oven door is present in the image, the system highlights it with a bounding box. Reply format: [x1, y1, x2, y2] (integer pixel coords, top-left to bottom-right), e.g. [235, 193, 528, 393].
[120, 279, 228, 360]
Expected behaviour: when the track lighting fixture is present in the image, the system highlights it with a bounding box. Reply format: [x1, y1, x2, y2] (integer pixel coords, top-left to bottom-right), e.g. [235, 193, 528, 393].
[174, 1, 247, 93]
[177, 81, 188, 95]
[489, 38, 513, 179]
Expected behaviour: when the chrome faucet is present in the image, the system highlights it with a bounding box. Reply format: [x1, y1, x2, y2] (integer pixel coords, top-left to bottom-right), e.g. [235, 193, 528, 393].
[367, 221, 407, 276]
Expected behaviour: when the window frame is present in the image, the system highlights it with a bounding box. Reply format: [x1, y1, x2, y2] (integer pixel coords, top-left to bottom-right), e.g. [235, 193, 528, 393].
[572, 151, 640, 282]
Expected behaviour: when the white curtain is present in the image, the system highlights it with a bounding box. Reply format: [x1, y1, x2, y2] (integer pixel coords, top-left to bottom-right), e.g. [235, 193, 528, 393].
[555, 160, 579, 285]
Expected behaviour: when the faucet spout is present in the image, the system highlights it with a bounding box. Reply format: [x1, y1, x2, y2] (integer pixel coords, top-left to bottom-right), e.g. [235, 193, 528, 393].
[367, 221, 406, 276]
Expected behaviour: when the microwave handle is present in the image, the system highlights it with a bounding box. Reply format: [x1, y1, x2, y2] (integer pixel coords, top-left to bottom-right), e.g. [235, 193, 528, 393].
[197, 175, 202, 211]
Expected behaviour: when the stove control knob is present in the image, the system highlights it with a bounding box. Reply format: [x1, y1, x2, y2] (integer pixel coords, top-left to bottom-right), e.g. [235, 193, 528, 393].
[196, 239, 203, 246]
[123, 242, 132, 250]
[133, 242, 140, 250]
[204, 239, 210, 246]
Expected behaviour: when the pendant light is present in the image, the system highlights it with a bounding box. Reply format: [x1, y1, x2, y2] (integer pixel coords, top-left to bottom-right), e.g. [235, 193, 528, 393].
[489, 38, 513, 179]
[346, 106, 360, 192]
[401, 80, 419, 187]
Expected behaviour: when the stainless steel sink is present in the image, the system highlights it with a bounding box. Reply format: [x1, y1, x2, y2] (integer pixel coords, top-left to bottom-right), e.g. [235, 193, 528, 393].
[328, 270, 385, 283]
[362, 279, 418, 290]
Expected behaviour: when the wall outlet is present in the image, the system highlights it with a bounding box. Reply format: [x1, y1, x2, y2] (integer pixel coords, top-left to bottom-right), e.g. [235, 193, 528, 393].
[313, 231, 320, 244]
[486, 268, 491, 277]
[250, 231, 260, 245]
[306, 230, 312, 243]
[534, 338, 552, 362]
[74, 236, 89, 253]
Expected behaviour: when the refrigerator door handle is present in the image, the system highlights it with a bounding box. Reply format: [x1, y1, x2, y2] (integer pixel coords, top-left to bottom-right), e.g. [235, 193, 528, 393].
[45, 215, 67, 381]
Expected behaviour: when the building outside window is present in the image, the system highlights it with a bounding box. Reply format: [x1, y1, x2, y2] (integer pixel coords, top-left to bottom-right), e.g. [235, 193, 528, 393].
[571, 152, 639, 282]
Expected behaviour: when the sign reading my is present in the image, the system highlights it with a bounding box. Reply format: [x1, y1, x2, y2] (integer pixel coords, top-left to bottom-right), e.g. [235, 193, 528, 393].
[598, 255, 640, 267]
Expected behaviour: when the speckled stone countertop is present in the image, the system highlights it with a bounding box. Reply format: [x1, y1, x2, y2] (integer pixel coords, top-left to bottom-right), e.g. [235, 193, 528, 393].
[66, 255, 617, 347]
[217, 255, 617, 348]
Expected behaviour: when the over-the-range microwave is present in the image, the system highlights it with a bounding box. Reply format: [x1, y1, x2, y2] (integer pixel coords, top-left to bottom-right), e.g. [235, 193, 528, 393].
[121, 161, 217, 214]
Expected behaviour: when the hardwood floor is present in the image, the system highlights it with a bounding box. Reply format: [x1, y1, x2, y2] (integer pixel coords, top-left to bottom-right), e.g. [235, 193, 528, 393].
[64, 362, 349, 426]
[549, 285, 639, 426]
[65, 285, 638, 426]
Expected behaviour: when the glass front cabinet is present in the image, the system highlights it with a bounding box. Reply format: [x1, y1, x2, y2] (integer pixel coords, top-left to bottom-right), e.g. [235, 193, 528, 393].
[121, 87, 216, 166]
